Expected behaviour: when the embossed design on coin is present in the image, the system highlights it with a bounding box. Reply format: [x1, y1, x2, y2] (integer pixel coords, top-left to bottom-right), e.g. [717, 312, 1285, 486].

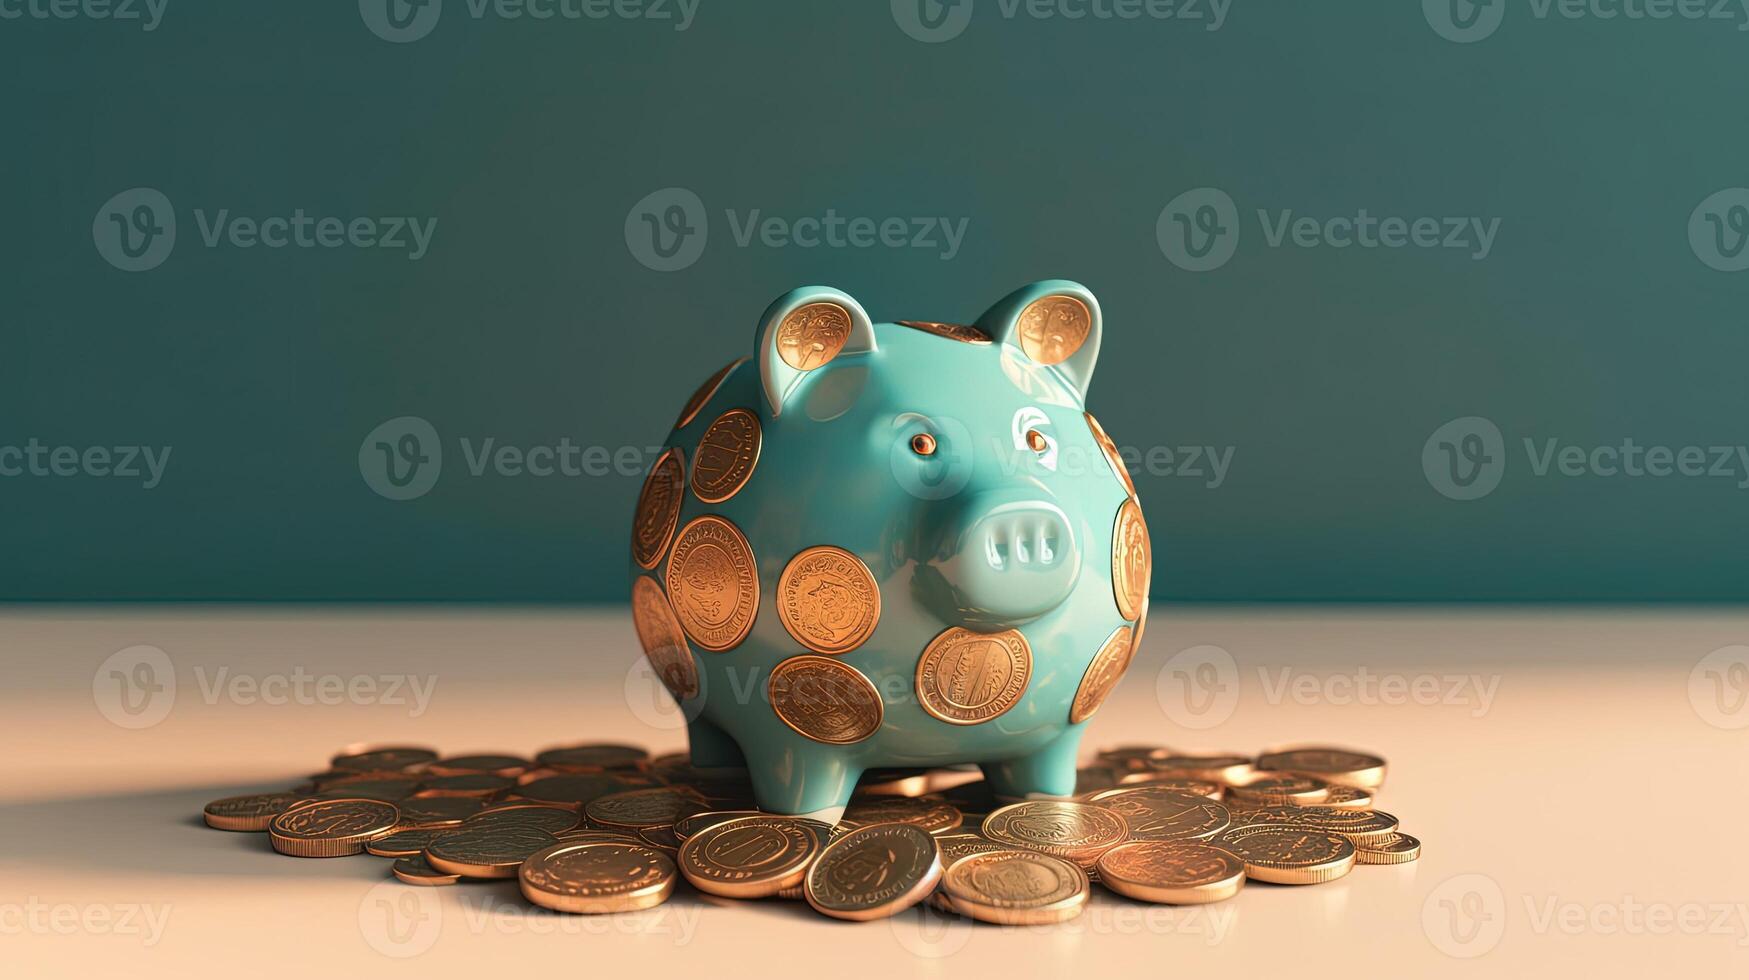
[1355, 831, 1421, 864]
[1070, 625, 1134, 724]
[1111, 498, 1151, 621]
[775, 302, 852, 371]
[1227, 775, 1329, 806]
[1216, 824, 1356, 885]
[425, 825, 561, 879]
[678, 816, 821, 898]
[203, 793, 303, 832]
[841, 796, 963, 835]
[465, 802, 584, 833]
[1095, 841, 1246, 905]
[1255, 746, 1388, 789]
[1087, 787, 1229, 842]
[520, 841, 677, 914]
[674, 357, 747, 430]
[1084, 412, 1138, 499]
[268, 799, 400, 857]
[631, 446, 685, 569]
[1271, 807, 1400, 845]
[767, 656, 883, 745]
[1015, 294, 1092, 366]
[914, 627, 1032, 726]
[895, 320, 992, 345]
[804, 823, 943, 921]
[941, 850, 1090, 925]
[585, 788, 700, 830]
[631, 576, 699, 699]
[396, 796, 487, 828]
[981, 801, 1129, 869]
[665, 515, 759, 652]
[777, 546, 881, 655]
[1153, 753, 1255, 785]
[691, 408, 761, 503]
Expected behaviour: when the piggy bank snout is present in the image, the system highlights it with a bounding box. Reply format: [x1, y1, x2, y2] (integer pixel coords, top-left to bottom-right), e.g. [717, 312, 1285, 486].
[929, 491, 1081, 623]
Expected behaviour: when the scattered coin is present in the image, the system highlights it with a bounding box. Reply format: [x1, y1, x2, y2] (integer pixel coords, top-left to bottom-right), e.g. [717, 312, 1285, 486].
[586, 788, 701, 830]
[396, 796, 487, 828]
[1274, 807, 1400, 846]
[535, 744, 651, 773]
[1217, 824, 1356, 885]
[520, 841, 676, 914]
[841, 796, 963, 835]
[671, 810, 764, 843]
[425, 826, 562, 879]
[678, 816, 820, 899]
[1355, 832, 1421, 865]
[1152, 754, 1255, 785]
[941, 850, 1090, 925]
[427, 754, 530, 778]
[412, 774, 515, 798]
[464, 803, 582, 834]
[1096, 841, 1246, 905]
[513, 774, 623, 809]
[1318, 785, 1374, 808]
[982, 801, 1129, 869]
[313, 775, 421, 801]
[392, 853, 461, 886]
[367, 827, 455, 858]
[1227, 775, 1329, 806]
[935, 832, 1006, 865]
[269, 799, 400, 858]
[203, 793, 304, 832]
[804, 823, 943, 921]
[1256, 747, 1387, 790]
[1086, 787, 1230, 842]
[331, 746, 438, 773]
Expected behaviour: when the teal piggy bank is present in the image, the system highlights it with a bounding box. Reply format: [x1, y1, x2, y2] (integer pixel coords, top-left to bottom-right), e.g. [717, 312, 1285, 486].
[629, 280, 1152, 818]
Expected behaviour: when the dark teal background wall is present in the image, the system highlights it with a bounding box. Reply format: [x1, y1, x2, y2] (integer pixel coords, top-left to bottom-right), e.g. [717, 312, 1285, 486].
[4, 2, 1748, 601]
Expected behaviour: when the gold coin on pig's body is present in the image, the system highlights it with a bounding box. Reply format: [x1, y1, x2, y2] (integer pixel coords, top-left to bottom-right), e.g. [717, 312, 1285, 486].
[1015, 294, 1092, 366]
[1083, 412, 1138, 500]
[690, 409, 761, 504]
[674, 357, 747, 430]
[1110, 498, 1151, 621]
[767, 655, 883, 745]
[914, 627, 1032, 725]
[1069, 625, 1134, 723]
[631, 446, 685, 569]
[775, 302, 853, 371]
[777, 546, 881, 655]
[665, 515, 759, 652]
[630, 576, 699, 699]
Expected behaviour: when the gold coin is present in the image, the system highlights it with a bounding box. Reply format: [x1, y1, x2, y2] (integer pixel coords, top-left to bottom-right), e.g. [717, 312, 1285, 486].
[1272, 807, 1400, 846]
[1152, 754, 1255, 785]
[520, 841, 677, 914]
[678, 816, 821, 898]
[671, 809, 763, 843]
[675, 357, 747, 430]
[1069, 625, 1134, 724]
[311, 774, 421, 801]
[202, 792, 304, 832]
[1227, 776, 1329, 806]
[1084, 412, 1138, 500]
[1110, 498, 1151, 621]
[665, 515, 759, 652]
[463, 803, 583, 834]
[935, 832, 1006, 864]
[1216, 824, 1356, 885]
[1256, 746, 1387, 790]
[396, 796, 488, 828]
[392, 853, 461, 886]
[411, 774, 515, 798]
[777, 546, 881, 655]
[841, 796, 963, 835]
[1095, 841, 1245, 905]
[1120, 776, 1224, 800]
[367, 827, 454, 858]
[426, 754, 530, 778]
[1355, 831, 1421, 865]
[630, 576, 701, 698]
[690, 408, 761, 503]
[1095, 745, 1171, 772]
[425, 825, 560, 879]
[804, 823, 943, 921]
[767, 655, 884, 745]
[513, 774, 623, 809]
[534, 744, 650, 772]
[941, 850, 1090, 925]
[1086, 787, 1230, 842]
[585, 788, 701, 830]
[894, 320, 992, 345]
[914, 627, 1032, 726]
[631, 446, 686, 569]
[1131, 595, 1148, 656]
[1319, 785, 1375, 808]
[775, 302, 853, 371]
[268, 799, 400, 858]
[330, 746, 438, 773]
[1015, 294, 1092, 366]
[981, 801, 1129, 869]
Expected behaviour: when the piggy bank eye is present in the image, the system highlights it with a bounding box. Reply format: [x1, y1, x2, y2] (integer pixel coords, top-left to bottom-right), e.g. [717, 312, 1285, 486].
[1024, 429, 1048, 453]
[910, 433, 938, 456]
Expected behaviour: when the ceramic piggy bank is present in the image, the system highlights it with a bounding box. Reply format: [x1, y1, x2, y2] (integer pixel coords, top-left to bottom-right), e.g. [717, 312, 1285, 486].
[628, 279, 1152, 818]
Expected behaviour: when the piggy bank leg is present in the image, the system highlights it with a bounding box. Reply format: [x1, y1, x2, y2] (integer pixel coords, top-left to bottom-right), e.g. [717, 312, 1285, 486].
[746, 741, 861, 822]
[685, 715, 748, 769]
[980, 727, 1084, 800]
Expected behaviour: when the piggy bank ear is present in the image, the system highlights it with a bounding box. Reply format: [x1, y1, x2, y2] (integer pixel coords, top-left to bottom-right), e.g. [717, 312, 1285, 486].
[976, 280, 1102, 402]
[755, 286, 878, 416]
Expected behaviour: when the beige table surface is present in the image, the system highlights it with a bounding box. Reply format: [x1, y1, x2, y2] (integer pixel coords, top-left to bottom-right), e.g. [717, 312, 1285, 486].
[3, 606, 1747, 978]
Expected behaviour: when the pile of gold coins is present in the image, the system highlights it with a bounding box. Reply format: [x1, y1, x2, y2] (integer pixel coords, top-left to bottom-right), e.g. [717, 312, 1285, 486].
[201, 742, 1419, 923]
